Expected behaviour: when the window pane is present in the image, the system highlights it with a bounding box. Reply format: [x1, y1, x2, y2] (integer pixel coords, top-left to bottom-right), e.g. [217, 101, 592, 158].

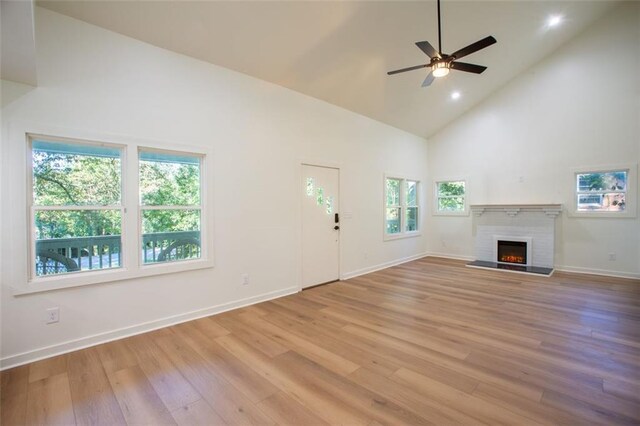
[386, 207, 401, 234]
[306, 177, 314, 196]
[32, 140, 121, 206]
[35, 210, 121, 276]
[577, 171, 627, 192]
[577, 193, 625, 212]
[406, 181, 417, 207]
[140, 151, 200, 206]
[438, 197, 465, 212]
[386, 178, 401, 207]
[406, 207, 418, 232]
[437, 181, 465, 197]
[142, 209, 201, 263]
[316, 187, 324, 206]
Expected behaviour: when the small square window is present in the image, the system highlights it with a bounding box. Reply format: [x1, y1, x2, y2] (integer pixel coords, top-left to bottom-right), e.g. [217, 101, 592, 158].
[436, 180, 466, 214]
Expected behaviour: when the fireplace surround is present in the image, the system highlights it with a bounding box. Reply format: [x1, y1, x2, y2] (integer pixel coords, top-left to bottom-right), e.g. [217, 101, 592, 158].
[467, 204, 561, 276]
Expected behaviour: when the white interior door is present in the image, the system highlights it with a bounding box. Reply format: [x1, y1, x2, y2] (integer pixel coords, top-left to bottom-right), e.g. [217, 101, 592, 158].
[302, 164, 340, 288]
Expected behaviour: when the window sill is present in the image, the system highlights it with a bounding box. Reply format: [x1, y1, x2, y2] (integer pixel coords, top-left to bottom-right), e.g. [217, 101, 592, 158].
[567, 210, 636, 219]
[12, 258, 215, 296]
[384, 231, 422, 242]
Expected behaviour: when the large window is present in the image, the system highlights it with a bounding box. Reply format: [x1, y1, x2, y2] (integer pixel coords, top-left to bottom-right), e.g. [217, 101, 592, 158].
[436, 180, 466, 214]
[571, 165, 637, 218]
[27, 134, 211, 292]
[139, 150, 202, 264]
[576, 170, 627, 212]
[32, 140, 123, 277]
[385, 176, 420, 239]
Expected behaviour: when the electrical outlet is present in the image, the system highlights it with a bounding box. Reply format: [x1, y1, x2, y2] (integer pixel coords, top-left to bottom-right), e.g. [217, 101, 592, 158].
[608, 253, 616, 261]
[46, 307, 60, 324]
[241, 273, 250, 286]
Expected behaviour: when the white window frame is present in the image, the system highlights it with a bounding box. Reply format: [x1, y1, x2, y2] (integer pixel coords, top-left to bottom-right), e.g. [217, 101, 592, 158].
[138, 147, 205, 268]
[569, 164, 637, 219]
[18, 127, 214, 296]
[433, 179, 468, 216]
[383, 174, 421, 241]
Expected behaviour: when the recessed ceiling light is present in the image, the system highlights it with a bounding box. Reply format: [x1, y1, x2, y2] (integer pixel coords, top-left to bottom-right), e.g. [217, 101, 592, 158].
[547, 15, 563, 28]
[451, 91, 461, 100]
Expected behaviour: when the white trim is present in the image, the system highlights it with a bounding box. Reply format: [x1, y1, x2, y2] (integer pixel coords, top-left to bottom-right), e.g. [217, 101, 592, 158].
[424, 252, 475, 262]
[568, 163, 637, 219]
[555, 265, 640, 280]
[17, 122, 215, 294]
[433, 178, 469, 216]
[383, 173, 422, 240]
[1, 286, 299, 370]
[341, 252, 429, 280]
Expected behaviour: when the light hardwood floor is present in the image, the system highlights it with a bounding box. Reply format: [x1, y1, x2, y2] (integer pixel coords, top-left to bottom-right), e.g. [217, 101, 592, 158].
[2, 257, 640, 425]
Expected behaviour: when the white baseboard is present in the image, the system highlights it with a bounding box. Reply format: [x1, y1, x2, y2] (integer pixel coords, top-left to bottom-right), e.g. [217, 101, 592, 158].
[341, 252, 429, 280]
[555, 265, 640, 280]
[424, 252, 475, 262]
[0, 286, 299, 371]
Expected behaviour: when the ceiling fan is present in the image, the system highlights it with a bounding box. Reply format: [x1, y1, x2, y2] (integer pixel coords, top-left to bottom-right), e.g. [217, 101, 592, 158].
[388, 0, 497, 87]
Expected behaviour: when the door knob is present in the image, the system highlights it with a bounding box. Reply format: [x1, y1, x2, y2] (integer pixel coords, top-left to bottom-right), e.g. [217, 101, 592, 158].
[334, 225, 340, 230]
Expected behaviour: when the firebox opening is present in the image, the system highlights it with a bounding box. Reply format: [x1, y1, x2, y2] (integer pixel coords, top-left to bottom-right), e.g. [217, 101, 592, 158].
[497, 240, 527, 265]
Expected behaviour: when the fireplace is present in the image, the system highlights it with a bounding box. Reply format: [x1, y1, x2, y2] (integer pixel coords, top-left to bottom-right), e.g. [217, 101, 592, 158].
[497, 240, 527, 265]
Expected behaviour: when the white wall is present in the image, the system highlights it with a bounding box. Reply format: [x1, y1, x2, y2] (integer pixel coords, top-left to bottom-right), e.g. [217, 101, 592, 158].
[0, 8, 428, 367]
[426, 2, 640, 278]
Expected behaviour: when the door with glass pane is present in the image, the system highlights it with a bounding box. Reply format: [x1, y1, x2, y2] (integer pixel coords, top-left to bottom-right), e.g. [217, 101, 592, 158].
[302, 164, 340, 288]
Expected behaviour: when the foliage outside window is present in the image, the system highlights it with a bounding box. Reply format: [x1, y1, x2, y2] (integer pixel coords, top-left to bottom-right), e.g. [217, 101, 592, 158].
[436, 181, 466, 213]
[29, 135, 208, 284]
[385, 176, 420, 238]
[576, 170, 627, 212]
[32, 140, 123, 276]
[140, 151, 202, 264]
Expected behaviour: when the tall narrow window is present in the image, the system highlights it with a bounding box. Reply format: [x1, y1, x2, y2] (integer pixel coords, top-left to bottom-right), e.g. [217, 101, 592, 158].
[406, 180, 418, 232]
[385, 178, 402, 234]
[385, 176, 420, 238]
[139, 150, 202, 264]
[31, 138, 123, 276]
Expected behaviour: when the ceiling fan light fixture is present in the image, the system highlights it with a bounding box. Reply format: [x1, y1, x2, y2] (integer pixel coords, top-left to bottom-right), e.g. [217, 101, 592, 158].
[432, 62, 450, 78]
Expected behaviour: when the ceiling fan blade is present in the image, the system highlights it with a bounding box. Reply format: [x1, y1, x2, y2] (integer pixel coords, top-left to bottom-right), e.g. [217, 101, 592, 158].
[451, 62, 487, 74]
[387, 64, 429, 75]
[450, 36, 496, 60]
[415, 41, 439, 58]
[422, 72, 435, 87]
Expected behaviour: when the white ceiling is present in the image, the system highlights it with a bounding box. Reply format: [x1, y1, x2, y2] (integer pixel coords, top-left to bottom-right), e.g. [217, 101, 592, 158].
[37, 0, 617, 138]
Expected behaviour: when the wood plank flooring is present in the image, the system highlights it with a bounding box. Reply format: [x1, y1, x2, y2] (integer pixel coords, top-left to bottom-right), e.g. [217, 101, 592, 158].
[2, 257, 640, 425]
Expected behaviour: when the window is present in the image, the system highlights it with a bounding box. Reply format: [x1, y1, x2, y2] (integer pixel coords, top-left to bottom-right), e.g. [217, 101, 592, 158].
[26, 133, 212, 293]
[436, 180, 466, 214]
[139, 150, 202, 264]
[31, 139, 124, 277]
[570, 164, 636, 218]
[385, 176, 420, 239]
[576, 170, 627, 212]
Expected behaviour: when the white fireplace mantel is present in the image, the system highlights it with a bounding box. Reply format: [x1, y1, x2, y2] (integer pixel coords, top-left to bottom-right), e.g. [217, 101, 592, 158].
[470, 204, 562, 218]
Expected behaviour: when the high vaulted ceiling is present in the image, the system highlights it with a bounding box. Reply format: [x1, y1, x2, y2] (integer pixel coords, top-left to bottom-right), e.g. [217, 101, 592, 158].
[37, 1, 617, 138]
